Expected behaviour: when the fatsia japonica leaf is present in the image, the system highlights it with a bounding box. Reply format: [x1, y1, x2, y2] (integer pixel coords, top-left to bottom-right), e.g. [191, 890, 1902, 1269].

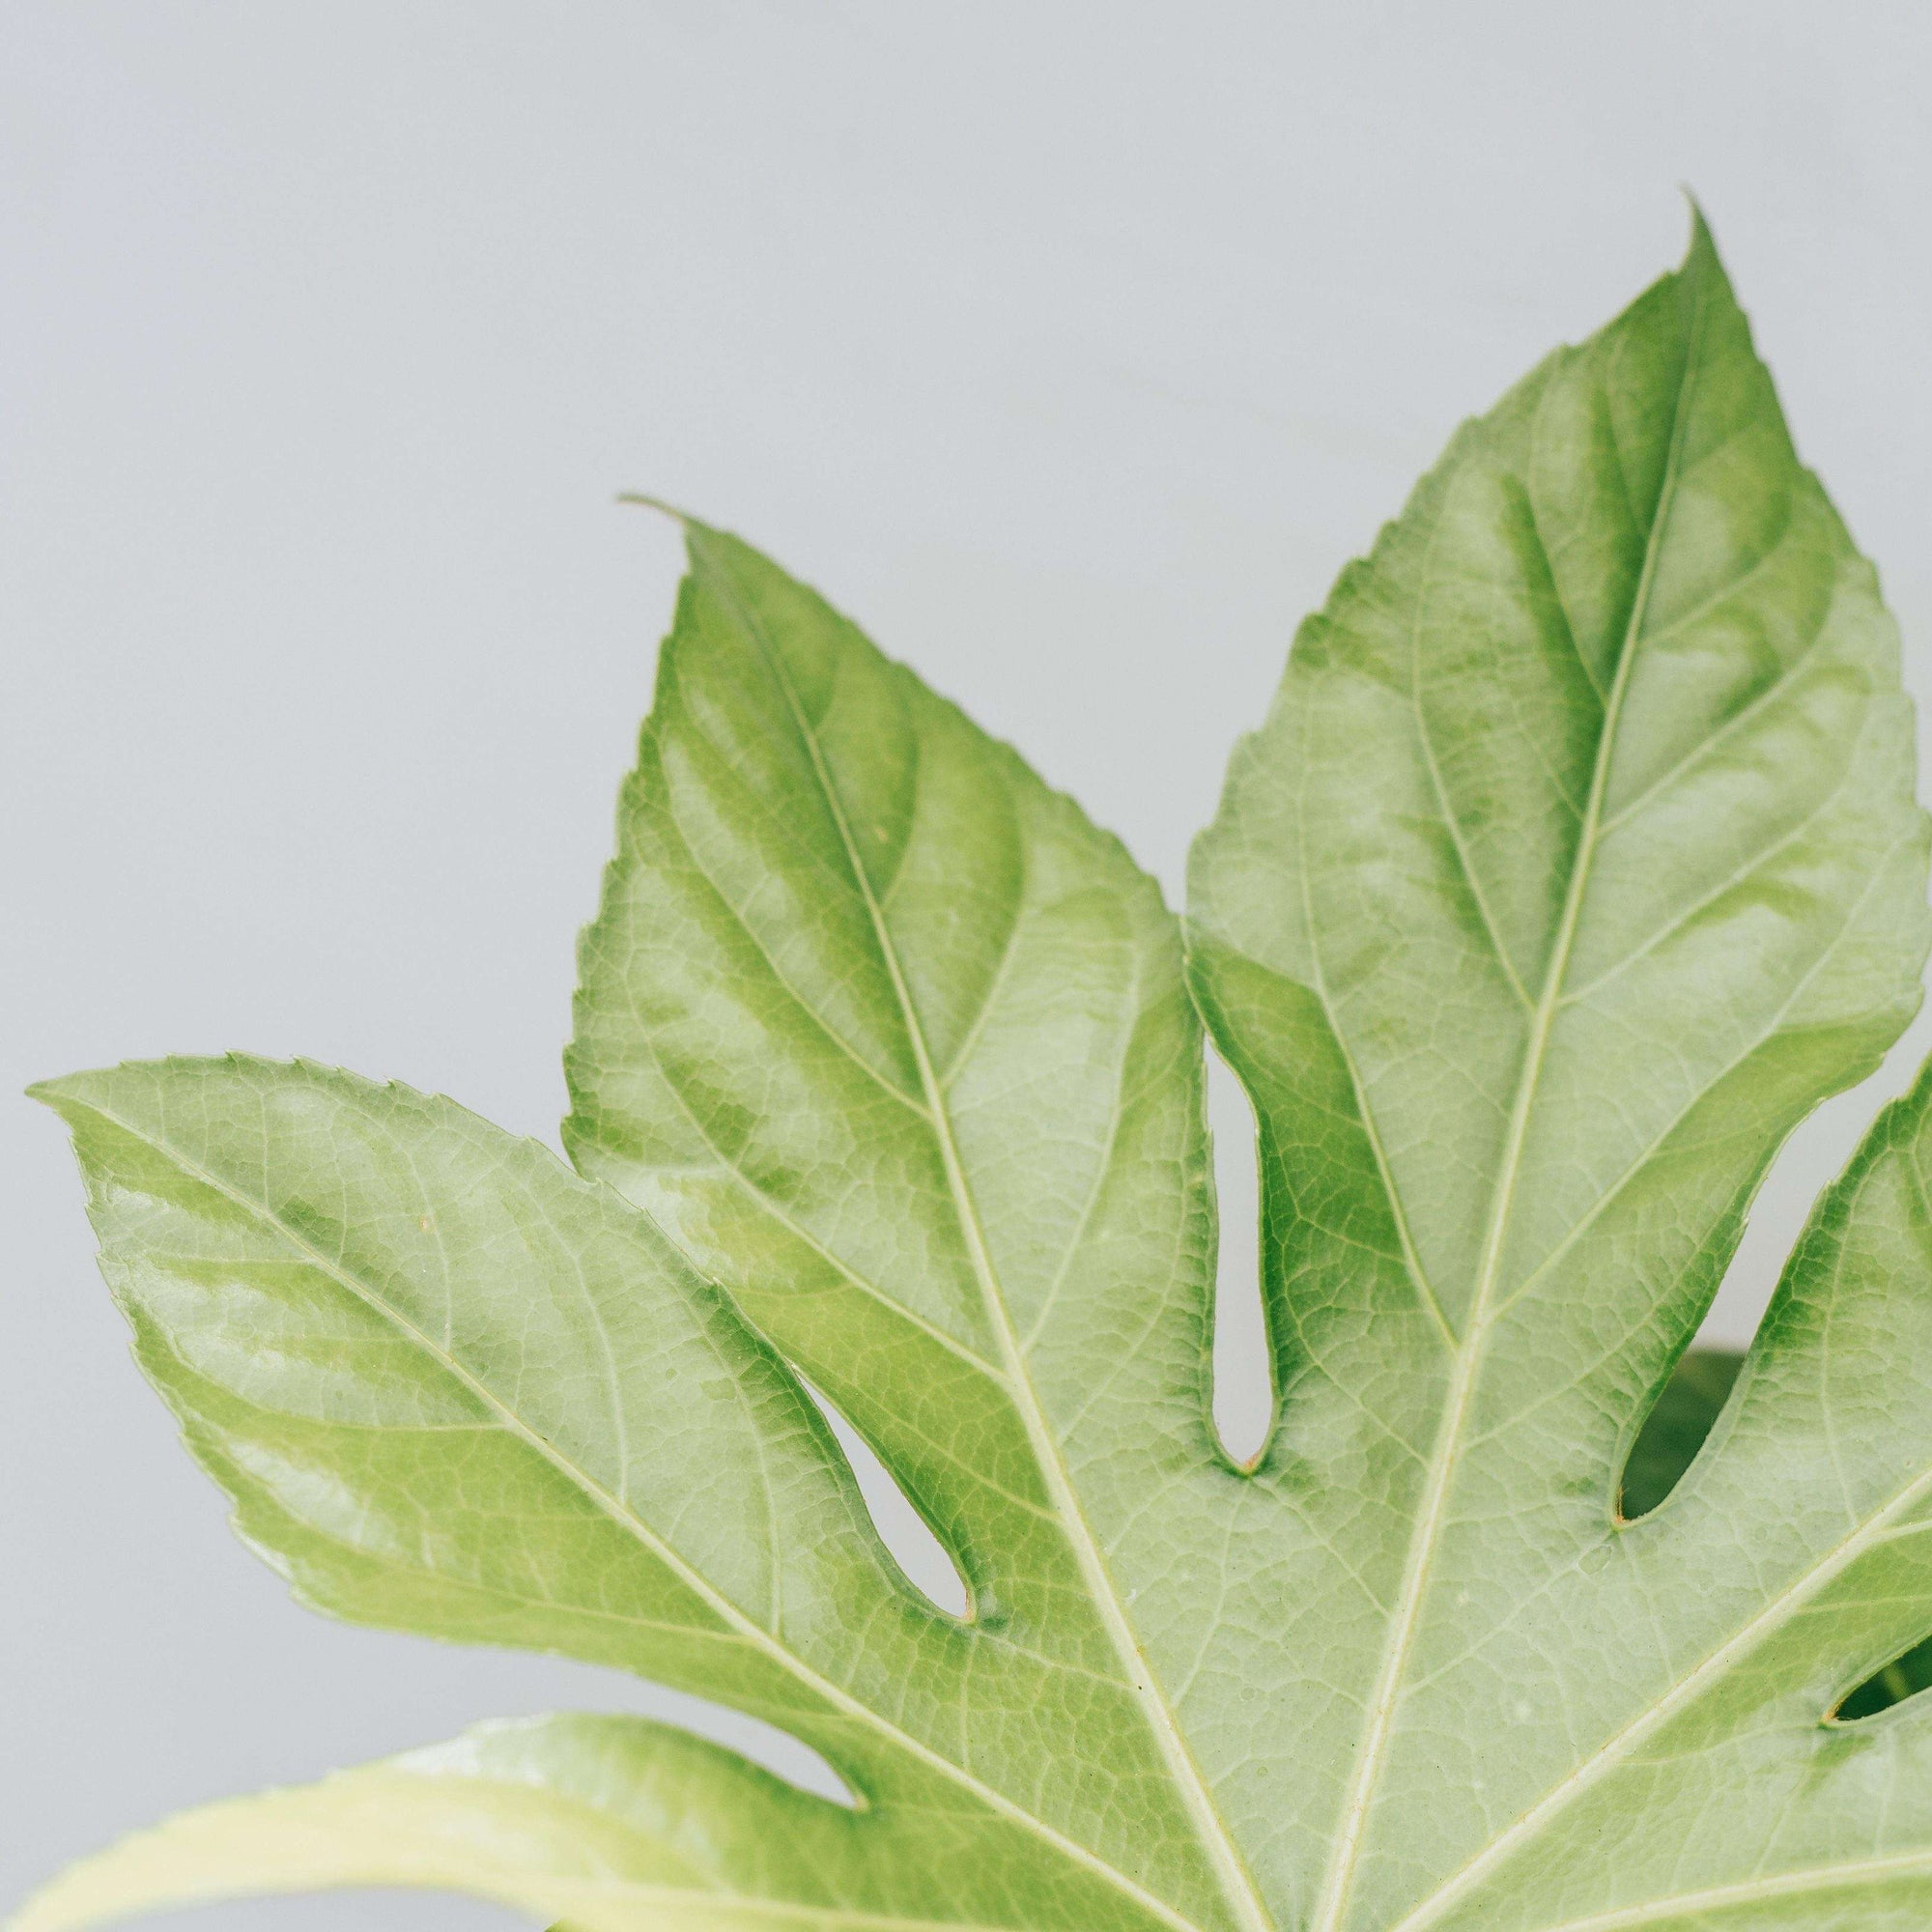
[26, 1057, 1192, 1932]
[18, 215, 1932, 1932]
[1185, 214, 1932, 1928]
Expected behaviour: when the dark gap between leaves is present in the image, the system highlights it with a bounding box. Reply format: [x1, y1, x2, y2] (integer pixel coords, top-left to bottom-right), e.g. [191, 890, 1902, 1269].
[1619, 1348, 1744, 1521]
[1834, 1638, 1932, 1722]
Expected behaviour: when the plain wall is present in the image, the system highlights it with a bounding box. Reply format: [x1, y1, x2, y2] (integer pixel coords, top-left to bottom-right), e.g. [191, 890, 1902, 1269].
[8, 6, 1932, 1925]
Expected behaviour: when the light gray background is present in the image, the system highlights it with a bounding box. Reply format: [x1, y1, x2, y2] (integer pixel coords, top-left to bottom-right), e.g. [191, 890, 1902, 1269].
[9, 6, 1932, 1926]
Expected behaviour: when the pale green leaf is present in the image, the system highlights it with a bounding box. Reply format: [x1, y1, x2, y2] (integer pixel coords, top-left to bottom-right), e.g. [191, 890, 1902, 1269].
[562, 510, 1266, 1928]
[28, 1058, 1183, 1932]
[1187, 214, 1932, 1929]
[24, 216, 1932, 1932]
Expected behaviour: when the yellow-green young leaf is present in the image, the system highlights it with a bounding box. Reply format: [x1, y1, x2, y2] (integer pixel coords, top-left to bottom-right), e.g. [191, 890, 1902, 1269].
[23, 217, 1932, 1932]
[11, 1714, 1066, 1932]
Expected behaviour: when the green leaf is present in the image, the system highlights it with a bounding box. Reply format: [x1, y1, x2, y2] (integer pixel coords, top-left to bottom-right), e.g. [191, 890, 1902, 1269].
[1186, 214, 1932, 1929]
[562, 511, 1268, 1929]
[29, 1056, 1188, 1931]
[23, 215, 1932, 1932]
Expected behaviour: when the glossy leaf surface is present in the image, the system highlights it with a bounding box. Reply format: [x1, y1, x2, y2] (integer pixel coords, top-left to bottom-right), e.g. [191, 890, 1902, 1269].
[22, 221, 1932, 1932]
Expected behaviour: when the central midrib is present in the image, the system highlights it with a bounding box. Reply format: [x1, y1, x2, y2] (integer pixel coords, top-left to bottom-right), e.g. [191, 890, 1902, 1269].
[713, 553, 1274, 1932]
[1304, 264, 1710, 1932]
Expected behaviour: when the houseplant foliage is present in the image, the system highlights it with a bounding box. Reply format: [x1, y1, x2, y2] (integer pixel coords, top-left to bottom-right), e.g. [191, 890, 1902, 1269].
[23, 213, 1932, 1932]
